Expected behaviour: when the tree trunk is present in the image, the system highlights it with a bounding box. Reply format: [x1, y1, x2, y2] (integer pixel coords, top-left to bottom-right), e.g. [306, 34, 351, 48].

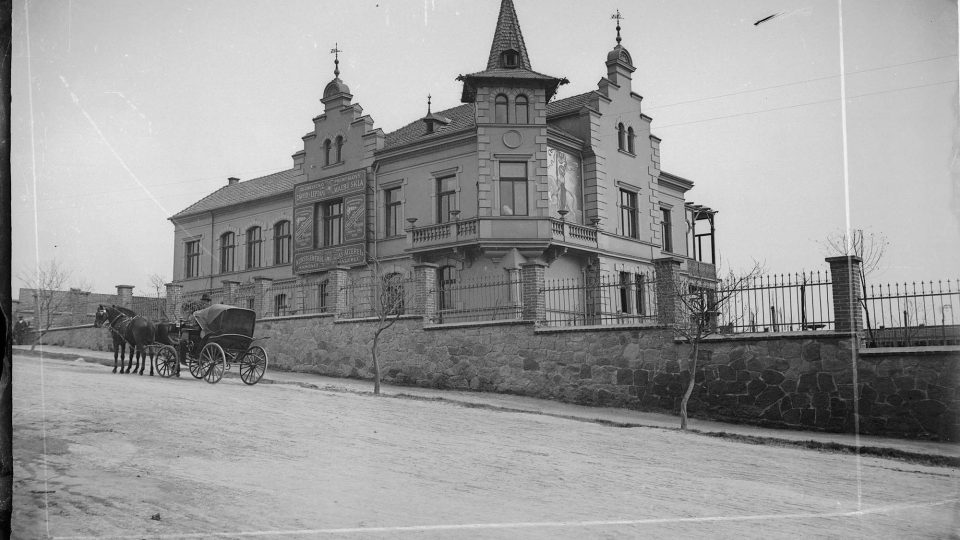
[371, 329, 382, 395]
[679, 340, 700, 430]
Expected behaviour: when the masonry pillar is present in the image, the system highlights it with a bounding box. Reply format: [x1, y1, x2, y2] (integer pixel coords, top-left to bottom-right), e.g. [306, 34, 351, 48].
[413, 263, 438, 323]
[654, 257, 683, 326]
[327, 266, 351, 318]
[116, 285, 134, 308]
[165, 283, 183, 321]
[826, 255, 863, 332]
[521, 261, 547, 323]
[221, 280, 240, 306]
[252, 277, 273, 318]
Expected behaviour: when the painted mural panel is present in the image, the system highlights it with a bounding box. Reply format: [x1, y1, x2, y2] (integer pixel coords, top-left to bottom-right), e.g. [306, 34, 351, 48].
[292, 169, 367, 274]
[547, 146, 583, 224]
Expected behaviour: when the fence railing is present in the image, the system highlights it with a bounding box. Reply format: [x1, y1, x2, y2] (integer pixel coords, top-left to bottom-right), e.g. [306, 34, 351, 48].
[862, 279, 960, 347]
[542, 272, 657, 327]
[718, 271, 833, 333]
[434, 274, 522, 324]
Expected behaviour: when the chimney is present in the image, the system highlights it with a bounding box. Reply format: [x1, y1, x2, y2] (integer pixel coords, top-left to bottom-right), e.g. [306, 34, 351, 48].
[228, 177, 240, 186]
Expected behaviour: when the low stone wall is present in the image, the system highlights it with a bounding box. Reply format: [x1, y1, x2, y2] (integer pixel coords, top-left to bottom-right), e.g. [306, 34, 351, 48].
[38, 317, 960, 441]
[30, 325, 115, 352]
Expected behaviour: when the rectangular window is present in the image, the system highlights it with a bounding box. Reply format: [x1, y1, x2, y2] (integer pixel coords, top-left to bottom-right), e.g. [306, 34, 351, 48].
[620, 189, 638, 238]
[316, 200, 344, 247]
[385, 187, 402, 237]
[635, 273, 646, 317]
[619, 272, 631, 313]
[219, 234, 235, 274]
[274, 221, 291, 265]
[438, 266, 457, 310]
[661, 207, 673, 252]
[274, 294, 287, 317]
[499, 162, 527, 216]
[318, 281, 329, 313]
[185, 240, 200, 278]
[436, 176, 456, 223]
[246, 298, 255, 310]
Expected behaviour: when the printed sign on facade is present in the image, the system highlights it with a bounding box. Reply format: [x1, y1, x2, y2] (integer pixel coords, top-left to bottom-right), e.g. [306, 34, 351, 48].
[292, 169, 367, 274]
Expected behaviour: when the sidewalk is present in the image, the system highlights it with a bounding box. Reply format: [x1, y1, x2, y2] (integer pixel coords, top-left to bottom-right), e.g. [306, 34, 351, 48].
[14, 344, 959, 460]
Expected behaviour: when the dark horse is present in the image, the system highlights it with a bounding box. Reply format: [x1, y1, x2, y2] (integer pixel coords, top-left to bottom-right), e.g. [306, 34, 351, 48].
[94, 305, 157, 375]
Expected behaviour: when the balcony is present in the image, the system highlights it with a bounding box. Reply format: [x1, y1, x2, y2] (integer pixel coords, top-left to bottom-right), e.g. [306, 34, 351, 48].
[407, 217, 598, 255]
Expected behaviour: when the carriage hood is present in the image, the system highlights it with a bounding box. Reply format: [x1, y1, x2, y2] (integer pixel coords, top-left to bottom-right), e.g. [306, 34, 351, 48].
[193, 304, 257, 337]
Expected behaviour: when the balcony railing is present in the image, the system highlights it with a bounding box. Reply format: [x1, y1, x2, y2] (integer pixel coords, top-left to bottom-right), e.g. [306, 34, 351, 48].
[409, 217, 597, 251]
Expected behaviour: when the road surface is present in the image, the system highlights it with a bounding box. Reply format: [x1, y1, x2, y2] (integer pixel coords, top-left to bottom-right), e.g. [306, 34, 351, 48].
[13, 354, 960, 539]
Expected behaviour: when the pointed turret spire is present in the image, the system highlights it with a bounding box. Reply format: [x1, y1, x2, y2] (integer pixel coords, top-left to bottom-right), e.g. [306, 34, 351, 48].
[486, 0, 532, 70]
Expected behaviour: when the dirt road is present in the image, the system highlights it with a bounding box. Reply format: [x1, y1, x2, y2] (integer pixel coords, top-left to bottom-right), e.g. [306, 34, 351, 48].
[13, 355, 959, 539]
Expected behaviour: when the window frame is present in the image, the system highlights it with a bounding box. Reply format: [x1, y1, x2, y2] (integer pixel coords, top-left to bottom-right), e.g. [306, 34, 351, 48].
[627, 126, 636, 154]
[185, 239, 201, 278]
[661, 207, 674, 253]
[274, 293, 287, 317]
[318, 199, 344, 247]
[274, 220, 291, 265]
[384, 187, 402, 237]
[499, 162, 528, 216]
[335, 135, 344, 163]
[219, 232, 236, 274]
[436, 176, 456, 224]
[515, 94, 528, 124]
[437, 265, 457, 310]
[617, 123, 626, 151]
[620, 189, 638, 238]
[324, 139, 332, 166]
[246, 226, 263, 269]
[494, 94, 509, 124]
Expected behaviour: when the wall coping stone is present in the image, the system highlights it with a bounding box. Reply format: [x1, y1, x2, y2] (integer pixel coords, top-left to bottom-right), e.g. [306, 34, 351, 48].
[697, 330, 857, 343]
[40, 324, 98, 332]
[260, 313, 335, 322]
[535, 323, 668, 335]
[334, 314, 424, 325]
[859, 345, 960, 356]
[425, 319, 533, 331]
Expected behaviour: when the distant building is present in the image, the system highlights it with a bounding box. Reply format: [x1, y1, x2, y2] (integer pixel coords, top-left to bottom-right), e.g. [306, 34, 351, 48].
[168, 0, 718, 320]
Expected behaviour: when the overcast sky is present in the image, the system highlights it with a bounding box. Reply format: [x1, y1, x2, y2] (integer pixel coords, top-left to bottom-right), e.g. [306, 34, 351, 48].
[11, 0, 959, 297]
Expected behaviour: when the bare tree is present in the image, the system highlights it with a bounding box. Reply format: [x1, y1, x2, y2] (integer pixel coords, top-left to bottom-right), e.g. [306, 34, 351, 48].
[149, 273, 167, 319]
[662, 262, 763, 429]
[18, 260, 88, 351]
[358, 258, 412, 395]
[823, 228, 888, 340]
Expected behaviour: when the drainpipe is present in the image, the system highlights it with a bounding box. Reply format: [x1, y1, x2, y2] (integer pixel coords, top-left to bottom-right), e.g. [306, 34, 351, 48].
[209, 210, 216, 290]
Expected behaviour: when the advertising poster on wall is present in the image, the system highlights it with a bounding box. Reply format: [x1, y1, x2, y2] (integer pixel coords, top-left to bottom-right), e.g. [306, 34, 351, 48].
[292, 169, 367, 273]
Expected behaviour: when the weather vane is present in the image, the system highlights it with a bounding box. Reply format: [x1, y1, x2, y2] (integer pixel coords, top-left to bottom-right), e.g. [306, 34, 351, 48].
[611, 10, 624, 45]
[427, 93, 432, 114]
[330, 43, 343, 77]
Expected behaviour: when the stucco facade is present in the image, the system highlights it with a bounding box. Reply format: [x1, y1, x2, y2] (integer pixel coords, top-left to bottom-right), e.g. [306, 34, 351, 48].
[169, 0, 718, 308]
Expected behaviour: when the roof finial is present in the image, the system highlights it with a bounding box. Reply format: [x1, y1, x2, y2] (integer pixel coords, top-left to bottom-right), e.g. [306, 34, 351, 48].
[427, 93, 432, 114]
[611, 10, 624, 45]
[330, 42, 343, 77]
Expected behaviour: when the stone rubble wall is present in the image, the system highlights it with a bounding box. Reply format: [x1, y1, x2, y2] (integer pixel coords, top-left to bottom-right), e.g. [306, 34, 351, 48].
[38, 317, 959, 441]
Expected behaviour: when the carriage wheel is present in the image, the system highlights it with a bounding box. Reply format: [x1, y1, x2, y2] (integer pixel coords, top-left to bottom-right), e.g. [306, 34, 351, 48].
[155, 345, 179, 378]
[187, 355, 205, 379]
[239, 346, 268, 385]
[200, 343, 227, 384]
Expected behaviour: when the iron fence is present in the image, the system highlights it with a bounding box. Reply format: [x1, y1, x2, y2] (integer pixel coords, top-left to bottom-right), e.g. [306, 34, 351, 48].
[718, 271, 833, 333]
[542, 272, 657, 327]
[862, 279, 960, 347]
[434, 274, 522, 324]
[339, 274, 417, 320]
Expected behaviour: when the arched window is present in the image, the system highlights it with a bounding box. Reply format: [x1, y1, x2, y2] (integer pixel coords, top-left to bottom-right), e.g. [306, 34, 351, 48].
[494, 94, 509, 124]
[617, 123, 626, 151]
[335, 136, 344, 163]
[273, 220, 291, 265]
[627, 127, 636, 154]
[323, 139, 331, 166]
[515, 95, 528, 124]
[246, 226, 262, 269]
[219, 232, 235, 274]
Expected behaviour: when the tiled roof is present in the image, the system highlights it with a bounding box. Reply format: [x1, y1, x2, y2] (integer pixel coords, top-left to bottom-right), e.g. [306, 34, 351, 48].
[486, 0, 531, 70]
[381, 103, 476, 151]
[547, 91, 597, 117]
[459, 67, 563, 82]
[170, 168, 301, 219]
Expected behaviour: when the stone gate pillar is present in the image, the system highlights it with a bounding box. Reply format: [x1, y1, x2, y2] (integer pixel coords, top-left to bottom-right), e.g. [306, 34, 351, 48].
[826, 255, 863, 332]
[413, 263, 438, 322]
[252, 277, 273, 318]
[221, 280, 240, 306]
[165, 283, 183, 321]
[116, 285, 134, 308]
[521, 261, 547, 323]
[327, 266, 351, 318]
[654, 257, 682, 326]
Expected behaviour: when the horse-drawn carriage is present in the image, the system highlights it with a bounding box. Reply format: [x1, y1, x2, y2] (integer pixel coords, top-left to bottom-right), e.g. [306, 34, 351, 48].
[154, 305, 269, 385]
[96, 303, 268, 385]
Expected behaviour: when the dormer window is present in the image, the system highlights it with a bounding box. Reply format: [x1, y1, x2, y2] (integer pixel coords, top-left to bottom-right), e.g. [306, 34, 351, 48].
[501, 49, 520, 69]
